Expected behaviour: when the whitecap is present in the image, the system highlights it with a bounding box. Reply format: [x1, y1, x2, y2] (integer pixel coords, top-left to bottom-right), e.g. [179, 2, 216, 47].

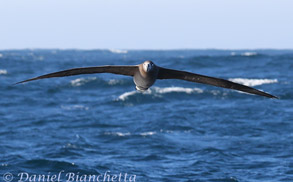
[228, 78, 278, 87]
[115, 132, 130, 136]
[107, 79, 124, 85]
[63, 143, 77, 149]
[104, 132, 131, 137]
[211, 90, 220, 96]
[70, 77, 96, 87]
[241, 52, 257, 56]
[153, 86, 203, 94]
[61, 105, 89, 110]
[140, 131, 156, 136]
[117, 90, 138, 101]
[116, 86, 203, 101]
[0, 69, 7, 75]
[0, 53, 3, 58]
[109, 49, 128, 54]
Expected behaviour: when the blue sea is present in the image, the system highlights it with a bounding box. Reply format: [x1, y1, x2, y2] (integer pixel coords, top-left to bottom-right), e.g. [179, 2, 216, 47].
[0, 49, 292, 182]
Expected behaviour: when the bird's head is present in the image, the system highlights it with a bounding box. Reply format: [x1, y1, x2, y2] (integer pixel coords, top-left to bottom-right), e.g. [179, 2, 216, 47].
[142, 60, 156, 73]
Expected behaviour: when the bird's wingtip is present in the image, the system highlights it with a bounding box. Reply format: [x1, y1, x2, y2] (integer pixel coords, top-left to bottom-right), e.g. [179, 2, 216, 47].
[14, 78, 37, 85]
[271, 95, 279, 99]
[264, 93, 279, 99]
[14, 81, 24, 85]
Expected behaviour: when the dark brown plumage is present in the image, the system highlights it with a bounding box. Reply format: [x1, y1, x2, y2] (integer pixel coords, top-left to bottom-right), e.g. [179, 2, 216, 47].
[16, 60, 277, 98]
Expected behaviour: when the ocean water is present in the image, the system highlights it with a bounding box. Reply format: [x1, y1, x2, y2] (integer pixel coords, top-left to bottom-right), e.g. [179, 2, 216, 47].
[0, 49, 292, 182]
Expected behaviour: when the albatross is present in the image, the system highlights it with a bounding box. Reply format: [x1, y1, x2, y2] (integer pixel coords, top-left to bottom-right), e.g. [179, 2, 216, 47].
[16, 60, 277, 98]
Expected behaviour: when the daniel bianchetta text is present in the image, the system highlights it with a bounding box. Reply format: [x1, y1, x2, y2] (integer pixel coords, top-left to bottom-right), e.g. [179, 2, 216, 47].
[3, 171, 136, 182]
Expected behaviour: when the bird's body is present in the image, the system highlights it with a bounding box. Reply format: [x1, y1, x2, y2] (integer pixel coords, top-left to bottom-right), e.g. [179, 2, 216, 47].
[134, 61, 159, 91]
[17, 60, 277, 99]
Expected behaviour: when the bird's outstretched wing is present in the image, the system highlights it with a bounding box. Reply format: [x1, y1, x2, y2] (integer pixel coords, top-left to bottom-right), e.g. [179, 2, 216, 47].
[157, 67, 277, 98]
[16, 66, 138, 84]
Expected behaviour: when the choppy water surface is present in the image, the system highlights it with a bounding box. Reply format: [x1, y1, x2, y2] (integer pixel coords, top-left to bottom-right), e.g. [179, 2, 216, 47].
[0, 49, 292, 182]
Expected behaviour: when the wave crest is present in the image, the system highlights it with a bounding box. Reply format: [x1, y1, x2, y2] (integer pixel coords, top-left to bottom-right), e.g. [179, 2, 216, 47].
[241, 52, 258, 56]
[228, 78, 278, 87]
[153, 86, 203, 94]
[109, 49, 128, 54]
[70, 77, 97, 87]
[61, 105, 89, 111]
[230, 52, 258, 56]
[70, 77, 129, 87]
[117, 86, 203, 101]
[0, 69, 7, 75]
[104, 131, 156, 137]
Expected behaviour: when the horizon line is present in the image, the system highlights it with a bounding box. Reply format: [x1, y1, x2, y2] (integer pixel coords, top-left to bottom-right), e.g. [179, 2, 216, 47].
[1, 47, 293, 51]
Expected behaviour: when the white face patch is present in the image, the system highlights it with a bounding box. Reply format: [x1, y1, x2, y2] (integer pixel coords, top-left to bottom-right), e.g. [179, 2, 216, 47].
[143, 62, 153, 72]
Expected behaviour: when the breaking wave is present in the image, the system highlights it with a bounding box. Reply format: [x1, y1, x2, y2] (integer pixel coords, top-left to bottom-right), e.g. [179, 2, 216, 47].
[103, 131, 166, 137]
[241, 52, 258, 56]
[61, 104, 89, 111]
[0, 69, 7, 75]
[108, 49, 128, 54]
[70, 77, 128, 87]
[70, 77, 97, 87]
[104, 131, 157, 137]
[228, 78, 278, 87]
[117, 90, 137, 101]
[117, 86, 203, 101]
[230, 52, 259, 56]
[104, 132, 131, 137]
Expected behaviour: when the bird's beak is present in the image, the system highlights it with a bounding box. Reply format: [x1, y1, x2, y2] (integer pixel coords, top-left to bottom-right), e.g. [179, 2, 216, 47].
[146, 64, 152, 72]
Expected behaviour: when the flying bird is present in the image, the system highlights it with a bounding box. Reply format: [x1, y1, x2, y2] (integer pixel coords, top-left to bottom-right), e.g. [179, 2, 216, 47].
[16, 60, 277, 98]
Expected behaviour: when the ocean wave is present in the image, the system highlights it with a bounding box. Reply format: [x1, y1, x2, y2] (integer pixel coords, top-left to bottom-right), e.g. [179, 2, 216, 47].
[117, 86, 203, 101]
[241, 52, 258, 56]
[61, 105, 89, 111]
[23, 159, 75, 168]
[118, 90, 138, 101]
[70, 77, 99, 87]
[140, 131, 157, 136]
[103, 130, 195, 137]
[70, 77, 97, 87]
[104, 131, 157, 137]
[228, 78, 278, 87]
[70, 77, 128, 87]
[153, 86, 203, 94]
[0, 53, 3, 58]
[230, 52, 258, 56]
[0, 69, 7, 75]
[104, 132, 131, 137]
[107, 79, 126, 86]
[109, 49, 128, 54]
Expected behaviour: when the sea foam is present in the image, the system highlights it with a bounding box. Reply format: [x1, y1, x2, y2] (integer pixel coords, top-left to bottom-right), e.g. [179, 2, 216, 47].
[241, 52, 258, 56]
[228, 78, 278, 87]
[61, 104, 89, 110]
[0, 69, 7, 75]
[104, 131, 157, 137]
[117, 86, 203, 101]
[70, 77, 97, 87]
[153, 87, 203, 94]
[140, 131, 157, 136]
[109, 49, 128, 54]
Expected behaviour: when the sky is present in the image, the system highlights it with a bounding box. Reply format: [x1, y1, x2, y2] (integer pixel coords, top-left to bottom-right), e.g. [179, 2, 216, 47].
[0, 0, 292, 50]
